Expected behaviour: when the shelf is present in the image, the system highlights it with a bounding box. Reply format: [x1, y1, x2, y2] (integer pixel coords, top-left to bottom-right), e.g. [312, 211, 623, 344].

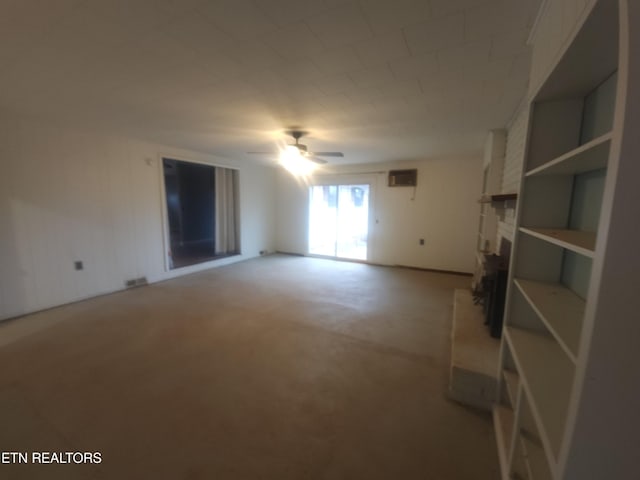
[492, 193, 518, 202]
[479, 193, 518, 204]
[512, 439, 530, 480]
[503, 369, 519, 407]
[520, 227, 596, 257]
[514, 279, 585, 363]
[526, 132, 612, 177]
[522, 435, 553, 480]
[505, 327, 574, 461]
[493, 404, 515, 479]
[475, 250, 491, 265]
[475, 250, 494, 263]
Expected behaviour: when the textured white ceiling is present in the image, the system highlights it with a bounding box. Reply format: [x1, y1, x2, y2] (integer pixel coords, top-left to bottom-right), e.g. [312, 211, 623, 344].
[0, 0, 541, 164]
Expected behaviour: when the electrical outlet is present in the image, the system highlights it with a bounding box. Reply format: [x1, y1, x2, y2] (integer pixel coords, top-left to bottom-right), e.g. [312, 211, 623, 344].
[419, 238, 425, 246]
[74, 261, 83, 270]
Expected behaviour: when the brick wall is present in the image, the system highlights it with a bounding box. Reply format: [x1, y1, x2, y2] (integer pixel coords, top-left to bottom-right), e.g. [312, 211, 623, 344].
[497, 104, 529, 245]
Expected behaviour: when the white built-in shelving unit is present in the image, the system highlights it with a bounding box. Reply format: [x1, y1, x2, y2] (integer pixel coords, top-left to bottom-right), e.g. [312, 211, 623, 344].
[494, 0, 640, 478]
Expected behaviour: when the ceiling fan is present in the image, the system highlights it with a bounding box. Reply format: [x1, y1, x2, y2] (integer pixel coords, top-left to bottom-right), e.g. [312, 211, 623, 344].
[247, 130, 344, 165]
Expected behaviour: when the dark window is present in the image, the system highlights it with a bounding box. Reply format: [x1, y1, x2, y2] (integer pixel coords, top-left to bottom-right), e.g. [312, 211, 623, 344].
[163, 158, 239, 269]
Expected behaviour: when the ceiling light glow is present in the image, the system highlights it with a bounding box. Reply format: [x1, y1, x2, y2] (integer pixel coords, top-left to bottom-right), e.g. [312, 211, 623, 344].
[279, 145, 317, 177]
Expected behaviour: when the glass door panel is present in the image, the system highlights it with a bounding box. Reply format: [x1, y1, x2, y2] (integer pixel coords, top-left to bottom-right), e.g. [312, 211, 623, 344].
[309, 184, 369, 260]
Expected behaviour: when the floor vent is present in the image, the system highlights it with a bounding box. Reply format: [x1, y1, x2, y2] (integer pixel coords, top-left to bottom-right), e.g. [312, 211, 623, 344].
[125, 277, 148, 288]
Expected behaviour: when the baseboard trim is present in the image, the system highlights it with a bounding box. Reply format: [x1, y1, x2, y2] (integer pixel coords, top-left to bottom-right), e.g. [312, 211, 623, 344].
[273, 252, 473, 276]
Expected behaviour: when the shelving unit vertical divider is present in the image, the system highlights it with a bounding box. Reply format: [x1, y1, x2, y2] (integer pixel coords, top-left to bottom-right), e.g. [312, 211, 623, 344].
[507, 384, 524, 475]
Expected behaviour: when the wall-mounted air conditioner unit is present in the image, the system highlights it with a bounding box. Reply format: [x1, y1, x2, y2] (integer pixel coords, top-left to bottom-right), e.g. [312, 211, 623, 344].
[388, 169, 417, 187]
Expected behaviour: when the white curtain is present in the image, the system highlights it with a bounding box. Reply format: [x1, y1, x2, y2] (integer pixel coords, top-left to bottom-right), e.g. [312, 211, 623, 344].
[214, 167, 239, 255]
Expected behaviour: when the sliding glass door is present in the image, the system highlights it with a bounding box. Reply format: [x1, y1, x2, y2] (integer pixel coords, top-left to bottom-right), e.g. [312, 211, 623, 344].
[308, 184, 370, 260]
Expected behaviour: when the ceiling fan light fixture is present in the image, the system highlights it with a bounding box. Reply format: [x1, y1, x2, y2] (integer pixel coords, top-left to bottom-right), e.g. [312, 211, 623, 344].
[279, 145, 317, 177]
[246, 129, 342, 168]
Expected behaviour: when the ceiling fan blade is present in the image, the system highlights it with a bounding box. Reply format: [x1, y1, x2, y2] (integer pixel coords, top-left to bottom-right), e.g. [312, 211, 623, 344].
[308, 156, 328, 165]
[311, 151, 344, 157]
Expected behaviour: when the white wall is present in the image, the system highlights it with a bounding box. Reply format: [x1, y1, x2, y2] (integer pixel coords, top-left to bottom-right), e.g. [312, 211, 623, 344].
[0, 115, 276, 321]
[276, 157, 482, 273]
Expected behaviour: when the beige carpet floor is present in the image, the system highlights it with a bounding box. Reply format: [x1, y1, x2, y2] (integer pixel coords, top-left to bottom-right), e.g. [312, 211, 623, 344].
[0, 254, 499, 479]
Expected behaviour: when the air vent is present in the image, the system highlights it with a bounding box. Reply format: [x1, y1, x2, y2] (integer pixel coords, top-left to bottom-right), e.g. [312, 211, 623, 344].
[125, 277, 148, 288]
[388, 169, 417, 187]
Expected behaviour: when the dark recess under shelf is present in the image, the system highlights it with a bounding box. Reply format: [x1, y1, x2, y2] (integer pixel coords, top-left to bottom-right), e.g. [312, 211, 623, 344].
[479, 193, 518, 204]
[491, 193, 518, 202]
